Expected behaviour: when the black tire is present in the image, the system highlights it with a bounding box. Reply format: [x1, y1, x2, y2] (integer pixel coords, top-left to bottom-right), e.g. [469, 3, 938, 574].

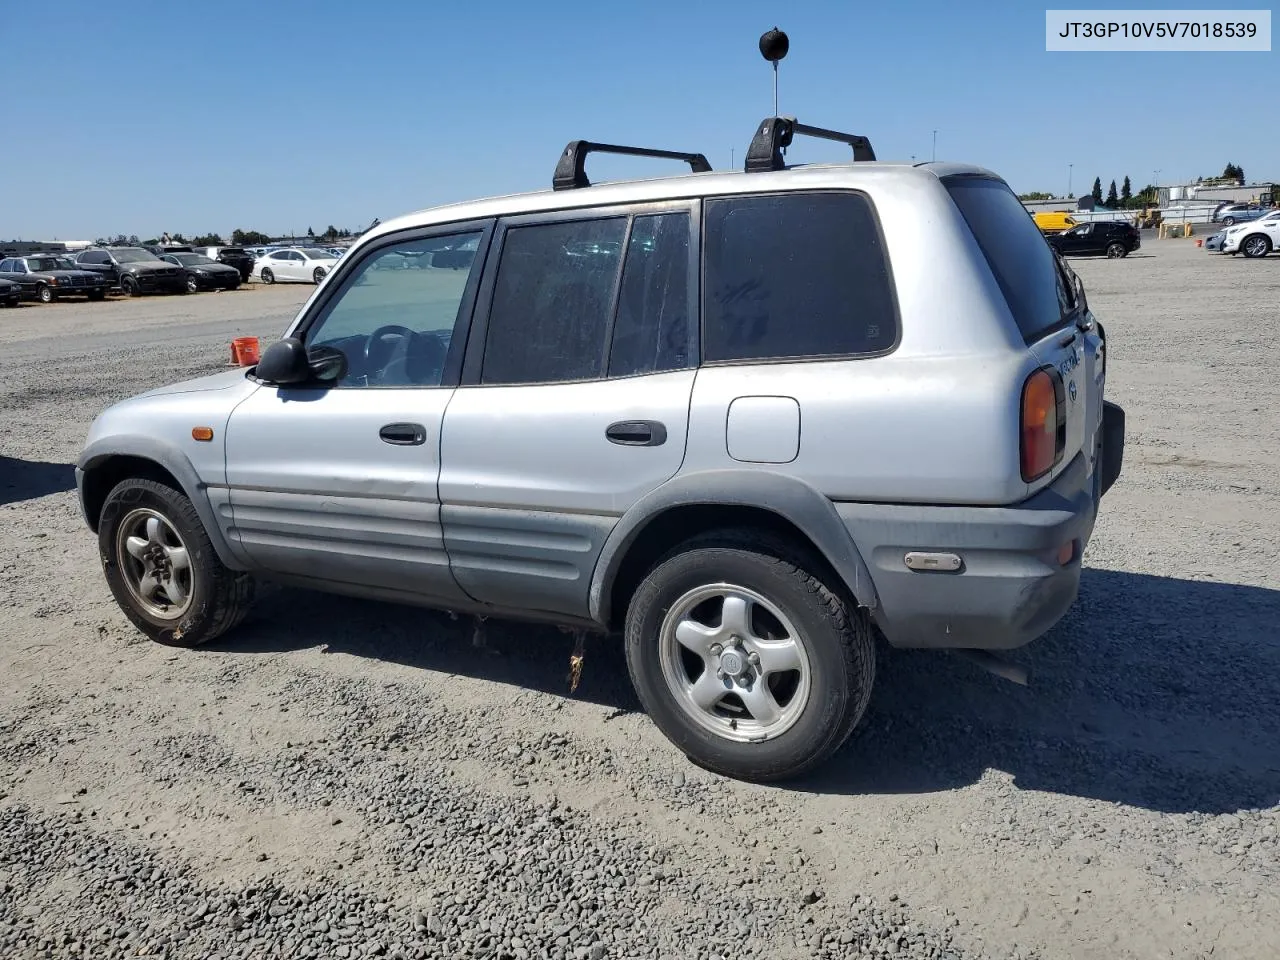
[98, 478, 255, 647]
[186, 275, 200, 294]
[1223, 217, 1235, 226]
[313, 267, 326, 284]
[260, 267, 275, 285]
[624, 529, 875, 782]
[1242, 235, 1272, 259]
[37, 284, 55, 303]
[1105, 242, 1127, 259]
[88, 289, 105, 301]
[228, 280, 240, 291]
[121, 275, 140, 297]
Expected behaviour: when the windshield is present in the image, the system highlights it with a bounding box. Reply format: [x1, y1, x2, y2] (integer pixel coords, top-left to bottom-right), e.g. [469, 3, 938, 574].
[172, 254, 215, 266]
[301, 248, 336, 260]
[27, 258, 68, 271]
[111, 248, 160, 263]
[55, 257, 79, 270]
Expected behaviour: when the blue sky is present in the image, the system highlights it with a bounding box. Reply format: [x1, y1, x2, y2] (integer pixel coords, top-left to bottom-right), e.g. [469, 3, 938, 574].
[3, 0, 1274, 240]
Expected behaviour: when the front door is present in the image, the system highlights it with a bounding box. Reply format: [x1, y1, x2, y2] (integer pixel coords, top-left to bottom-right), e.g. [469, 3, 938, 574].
[224, 224, 492, 603]
[439, 203, 700, 618]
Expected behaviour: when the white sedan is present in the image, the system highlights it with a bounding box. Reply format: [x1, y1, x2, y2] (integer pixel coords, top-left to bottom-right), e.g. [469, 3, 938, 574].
[254, 247, 341, 284]
[1222, 210, 1280, 258]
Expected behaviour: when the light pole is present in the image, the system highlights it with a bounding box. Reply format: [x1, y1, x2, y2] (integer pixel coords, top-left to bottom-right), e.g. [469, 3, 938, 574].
[1068, 163, 1073, 198]
[931, 130, 937, 162]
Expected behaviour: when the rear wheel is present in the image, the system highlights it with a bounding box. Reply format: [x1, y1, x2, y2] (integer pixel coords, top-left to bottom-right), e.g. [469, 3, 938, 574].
[98, 478, 255, 647]
[37, 284, 55, 303]
[1105, 242, 1127, 259]
[1223, 216, 1235, 226]
[624, 530, 875, 782]
[260, 267, 275, 285]
[313, 267, 326, 284]
[1242, 235, 1272, 259]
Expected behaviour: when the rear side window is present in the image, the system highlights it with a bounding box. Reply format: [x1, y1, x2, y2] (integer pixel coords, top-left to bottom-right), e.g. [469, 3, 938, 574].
[702, 192, 897, 363]
[945, 176, 1070, 341]
[481, 218, 626, 385]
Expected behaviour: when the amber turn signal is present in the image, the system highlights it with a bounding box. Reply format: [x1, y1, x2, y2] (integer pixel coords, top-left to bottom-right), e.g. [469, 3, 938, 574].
[192, 427, 214, 442]
[1020, 367, 1064, 482]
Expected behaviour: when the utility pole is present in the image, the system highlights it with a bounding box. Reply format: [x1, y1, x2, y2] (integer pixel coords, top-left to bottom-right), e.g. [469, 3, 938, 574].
[1068, 163, 1073, 198]
[931, 130, 937, 162]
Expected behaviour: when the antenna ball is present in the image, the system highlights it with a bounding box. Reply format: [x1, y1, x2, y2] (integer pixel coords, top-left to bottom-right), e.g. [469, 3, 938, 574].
[759, 27, 789, 62]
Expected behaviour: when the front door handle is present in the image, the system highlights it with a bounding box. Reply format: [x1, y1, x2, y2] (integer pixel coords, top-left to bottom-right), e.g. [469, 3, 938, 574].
[606, 420, 667, 447]
[379, 422, 426, 446]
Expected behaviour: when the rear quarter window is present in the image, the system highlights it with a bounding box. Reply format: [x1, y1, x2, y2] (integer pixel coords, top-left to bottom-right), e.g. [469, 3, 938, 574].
[945, 176, 1070, 342]
[702, 191, 897, 362]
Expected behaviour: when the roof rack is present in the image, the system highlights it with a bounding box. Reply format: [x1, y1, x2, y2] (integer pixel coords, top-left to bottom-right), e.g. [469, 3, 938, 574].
[553, 140, 712, 191]
[744, 116, 876, 173]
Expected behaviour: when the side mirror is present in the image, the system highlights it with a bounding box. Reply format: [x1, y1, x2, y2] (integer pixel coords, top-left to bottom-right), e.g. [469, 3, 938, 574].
[254, 337, 310, 384]
[306, 344, 348, 383]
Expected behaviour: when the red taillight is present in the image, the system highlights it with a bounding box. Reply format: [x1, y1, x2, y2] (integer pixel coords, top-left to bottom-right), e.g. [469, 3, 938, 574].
[1021, 367, 1065, 482]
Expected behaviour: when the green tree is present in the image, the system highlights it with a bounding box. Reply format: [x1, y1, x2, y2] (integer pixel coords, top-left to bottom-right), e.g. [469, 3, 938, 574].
[307, 226, 315, 238]
[1105, 180, 1118, 209]
[1018, 191, 1054, 201]
[1091, 177, 1103, 204]
[231, 229, 272, 246]
[1120, 176, 1132, 207]
[192, 233, 223, 246]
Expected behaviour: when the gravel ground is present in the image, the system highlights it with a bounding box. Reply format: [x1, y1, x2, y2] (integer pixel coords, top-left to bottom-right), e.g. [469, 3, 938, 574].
[1, 241, 1278, 960]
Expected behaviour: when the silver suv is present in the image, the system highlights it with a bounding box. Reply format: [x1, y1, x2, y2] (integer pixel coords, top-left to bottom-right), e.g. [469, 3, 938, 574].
[76, 118, 1125, 782]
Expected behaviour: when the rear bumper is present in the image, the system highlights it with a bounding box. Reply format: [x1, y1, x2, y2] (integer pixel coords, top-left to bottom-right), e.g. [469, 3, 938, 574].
[837, 408, 1124, 651]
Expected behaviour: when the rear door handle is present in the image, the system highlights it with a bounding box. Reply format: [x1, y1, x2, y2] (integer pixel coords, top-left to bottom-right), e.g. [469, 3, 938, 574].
[379, 422, 426, 446]
[606, 420, 667, 447]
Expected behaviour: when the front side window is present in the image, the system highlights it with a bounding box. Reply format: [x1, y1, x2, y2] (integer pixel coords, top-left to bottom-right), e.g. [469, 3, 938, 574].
[480, 217, 627, 385]
[305, 231, 482, 388]
[702, 192, 898, 363]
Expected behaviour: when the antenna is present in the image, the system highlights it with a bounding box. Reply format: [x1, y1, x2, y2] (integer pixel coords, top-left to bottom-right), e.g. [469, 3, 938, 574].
[759, 27, 789, 118]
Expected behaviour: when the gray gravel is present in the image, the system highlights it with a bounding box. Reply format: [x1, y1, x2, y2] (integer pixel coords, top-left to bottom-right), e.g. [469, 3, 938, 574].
[2, 241, 1279, 960]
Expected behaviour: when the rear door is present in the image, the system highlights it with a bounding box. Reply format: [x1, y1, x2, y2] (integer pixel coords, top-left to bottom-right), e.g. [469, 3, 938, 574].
[438, 202, 699, 618]
[944, 176, 1097, 492]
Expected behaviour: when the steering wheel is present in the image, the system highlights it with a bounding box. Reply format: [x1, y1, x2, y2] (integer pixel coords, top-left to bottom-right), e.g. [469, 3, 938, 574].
[364, 325, 415, 382]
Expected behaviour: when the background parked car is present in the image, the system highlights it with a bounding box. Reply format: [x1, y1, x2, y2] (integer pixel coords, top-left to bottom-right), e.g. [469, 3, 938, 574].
[1046, 220, 1141, 258]
[159, 252, 243, 292]
[0, 255, 110, 302]
[74, 247, 188, 296]
[253, 246, 340, 285]
[1222, 210, 1280, 258]
[196, 246, 255, 282]
[0, 277, 20, 307]
[1213, 203, 1270, 225]
[1204, 230, 1227, 251]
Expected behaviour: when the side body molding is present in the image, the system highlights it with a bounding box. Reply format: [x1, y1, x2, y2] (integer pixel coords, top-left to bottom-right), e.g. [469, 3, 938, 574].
[588, 469, 879, 625]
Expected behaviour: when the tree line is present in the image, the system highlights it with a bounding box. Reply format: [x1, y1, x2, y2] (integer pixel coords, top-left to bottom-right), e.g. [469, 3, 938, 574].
[1019, 163, 1248, 209]
[93, 222, 378, 248]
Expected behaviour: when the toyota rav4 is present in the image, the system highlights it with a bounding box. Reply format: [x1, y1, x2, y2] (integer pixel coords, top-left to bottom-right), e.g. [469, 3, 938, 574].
[77, 117, 1125, 782]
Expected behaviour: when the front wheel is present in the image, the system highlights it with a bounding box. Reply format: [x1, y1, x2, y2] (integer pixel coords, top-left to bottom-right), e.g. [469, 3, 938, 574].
[37, 284, 55, 303]
[121, 275, 140, 297]
[260, 267, 275, 285]
[1242, 235, 1272, 259]
[186, 275, 200, 293]
[98, 478, 255, 647]
[1106, 242, 1127, 259]
[88, 289, 105, 301]
[624, 530, 875, 782]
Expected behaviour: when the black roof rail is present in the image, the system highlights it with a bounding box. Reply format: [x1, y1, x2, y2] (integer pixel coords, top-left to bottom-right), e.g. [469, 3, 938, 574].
[553, 140, 712, 191]
[744, 116, 876, 173]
